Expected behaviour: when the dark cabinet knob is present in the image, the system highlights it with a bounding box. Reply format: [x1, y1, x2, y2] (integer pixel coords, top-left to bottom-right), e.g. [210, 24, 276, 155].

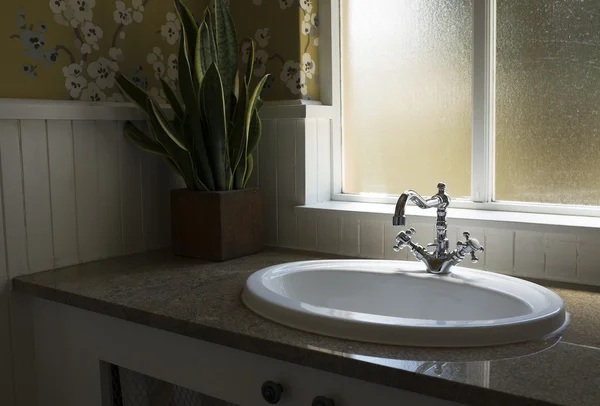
[312, 396, 335, 406]
[261, 381, 283, 404]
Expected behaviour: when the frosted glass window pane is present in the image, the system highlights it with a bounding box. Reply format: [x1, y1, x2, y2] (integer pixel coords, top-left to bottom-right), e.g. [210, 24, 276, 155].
[342, 0, 472, 197]
[496, 1, 600, 205]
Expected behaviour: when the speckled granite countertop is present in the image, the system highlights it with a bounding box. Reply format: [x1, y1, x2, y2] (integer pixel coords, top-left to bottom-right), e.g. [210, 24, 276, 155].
[12, 249, 600, 406]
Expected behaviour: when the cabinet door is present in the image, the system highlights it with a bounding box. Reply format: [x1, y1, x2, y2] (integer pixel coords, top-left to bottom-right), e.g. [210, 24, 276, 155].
[32, 299, 463, 406]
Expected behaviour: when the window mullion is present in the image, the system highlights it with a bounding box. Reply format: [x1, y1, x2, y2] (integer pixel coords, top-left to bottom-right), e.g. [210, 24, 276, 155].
[471, 0, 496, 203]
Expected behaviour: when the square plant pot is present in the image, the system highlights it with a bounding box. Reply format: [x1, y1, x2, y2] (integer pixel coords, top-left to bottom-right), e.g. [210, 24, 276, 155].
[171, 188, 263, 261]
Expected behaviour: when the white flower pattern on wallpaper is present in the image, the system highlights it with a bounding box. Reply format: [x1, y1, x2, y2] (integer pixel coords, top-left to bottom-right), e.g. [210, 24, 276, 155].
[289, 70, 307, 95]
[49, 0, 66, 14]
[113, 1, 134, 26]
[254, 28, 271, 48]
[109, 46, 123, 61]
[301, 52, 315, 79]
[147, 47, 165, 80]
[299, 0, 312, 13]
[241, 41, 252, 63]
[69, 0, 95, 26]
[280, 60, 299, 83]
[13, 0, 318, 101]
[279, 0, 294, 10]
[80, 82, 105, 101]
[87, 57, 119, 89]
[81, 22, 103, 50]
[253, 49, 269, 77]
[63, 63, 87, 97]
[243, 0, 319, 99]
[160, 12, 180, 45]
[279, 59, 306, 95]
[63, 62, 83, 78]
[12, 1, 178, 102]
[50, 0, 95, 27]
[301, 14, 311, 36]
[167, 54, 178, 80]
[132, 0, 145, 23]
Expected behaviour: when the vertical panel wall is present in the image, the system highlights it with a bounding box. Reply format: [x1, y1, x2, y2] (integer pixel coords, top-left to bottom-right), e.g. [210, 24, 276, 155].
[0, 119, 174, 272]
[0, 116, 175, 406]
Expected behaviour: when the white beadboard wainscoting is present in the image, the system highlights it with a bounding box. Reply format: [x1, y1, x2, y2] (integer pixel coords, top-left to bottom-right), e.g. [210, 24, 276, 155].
[292, 204, 600, 286]
[0, 117, 177, 406]
[0, 119, 176, 277]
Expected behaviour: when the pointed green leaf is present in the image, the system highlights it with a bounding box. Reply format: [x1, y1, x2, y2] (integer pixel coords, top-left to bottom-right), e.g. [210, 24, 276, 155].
[244, 39, 255, 88]
[195, 21, 217, 85]
[174, 0, 198, 73]
[147, 102, 200, 189]
[160, 78, 184, 121]
[247, 106, 262, 156]
[203, 8, 217, 64]
[116, 74, 150, 115]
[199, 63, 230, 191]
[233, 74, 269, 189]
[204, 8, 214, 37]
[247, 74, 269, 114]
[255, 97, 264, 112]
[242, 153, 254, 188]
[183, 106, 215, 191]
[213, 0, 238, 122]
[232, 154, 246, 189]
[123, 121, 167, 156]
[229, 81, 247, 175]
[178, 29, 197, 114]
[245, 74, 270, 150]
[150, 102, 187, 151]
[228, 71, 240, 136]
[232, 70, 240, 102]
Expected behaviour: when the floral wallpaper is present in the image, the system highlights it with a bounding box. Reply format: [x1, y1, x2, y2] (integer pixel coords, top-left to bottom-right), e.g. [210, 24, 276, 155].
[0, 0, 319, 102]
[232, 0, 320, 100]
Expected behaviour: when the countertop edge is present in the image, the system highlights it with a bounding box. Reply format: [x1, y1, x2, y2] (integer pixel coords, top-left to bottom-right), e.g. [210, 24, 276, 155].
[12, 278, 559, 406]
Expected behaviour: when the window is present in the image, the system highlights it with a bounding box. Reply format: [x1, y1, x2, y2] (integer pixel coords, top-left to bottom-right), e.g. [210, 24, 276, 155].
[338, 0, 600, 212]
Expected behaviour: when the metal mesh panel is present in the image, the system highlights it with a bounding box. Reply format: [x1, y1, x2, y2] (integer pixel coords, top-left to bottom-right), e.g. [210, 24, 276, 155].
[109, 364, 238, 406]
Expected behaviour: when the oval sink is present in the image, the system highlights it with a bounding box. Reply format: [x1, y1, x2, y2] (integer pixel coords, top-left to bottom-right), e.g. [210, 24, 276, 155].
[242, 260, 568, 347]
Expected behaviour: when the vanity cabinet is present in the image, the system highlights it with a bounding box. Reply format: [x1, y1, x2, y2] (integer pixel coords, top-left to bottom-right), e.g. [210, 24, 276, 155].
[29, 298, 463, 406]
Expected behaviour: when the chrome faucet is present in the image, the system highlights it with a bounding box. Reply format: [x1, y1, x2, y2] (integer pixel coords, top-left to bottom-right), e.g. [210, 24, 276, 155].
[392, 182, 484, 274]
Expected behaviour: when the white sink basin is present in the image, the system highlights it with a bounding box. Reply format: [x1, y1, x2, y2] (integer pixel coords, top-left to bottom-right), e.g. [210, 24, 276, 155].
[242, 260, 568, 347]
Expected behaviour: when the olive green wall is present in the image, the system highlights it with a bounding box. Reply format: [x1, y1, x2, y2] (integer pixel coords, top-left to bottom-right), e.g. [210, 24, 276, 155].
[1, 0, 319, 102]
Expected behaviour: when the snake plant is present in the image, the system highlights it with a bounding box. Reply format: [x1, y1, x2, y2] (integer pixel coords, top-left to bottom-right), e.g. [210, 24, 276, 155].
[116, 0, 269, 191]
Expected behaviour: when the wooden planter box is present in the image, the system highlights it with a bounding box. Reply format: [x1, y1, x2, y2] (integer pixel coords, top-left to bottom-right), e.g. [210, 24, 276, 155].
[171, 188, 263, 261]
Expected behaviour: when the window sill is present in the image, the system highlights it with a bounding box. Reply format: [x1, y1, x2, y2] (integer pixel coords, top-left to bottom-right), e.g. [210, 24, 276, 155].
[295, 201, 600, 230]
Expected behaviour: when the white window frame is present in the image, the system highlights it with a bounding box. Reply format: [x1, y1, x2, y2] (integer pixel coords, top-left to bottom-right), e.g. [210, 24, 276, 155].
[323, 0, 600, 218]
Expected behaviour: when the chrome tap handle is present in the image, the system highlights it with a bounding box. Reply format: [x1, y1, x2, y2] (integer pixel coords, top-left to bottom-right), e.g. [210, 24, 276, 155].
[393, 227, 416, 252]
[461, 231, 484, 263]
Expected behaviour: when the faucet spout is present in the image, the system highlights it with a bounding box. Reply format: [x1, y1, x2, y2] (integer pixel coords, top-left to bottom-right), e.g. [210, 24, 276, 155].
[392, 189, 442, 226]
